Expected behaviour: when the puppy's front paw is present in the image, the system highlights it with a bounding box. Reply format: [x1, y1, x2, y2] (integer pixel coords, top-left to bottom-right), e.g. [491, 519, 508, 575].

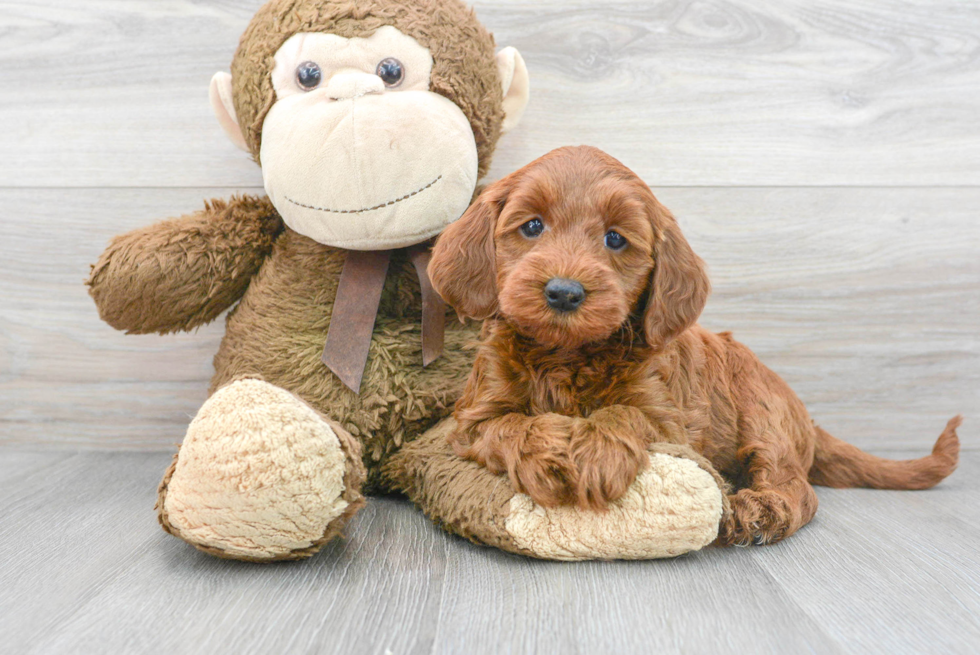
[511, 448, 578, 507]
[460, 413, 578, 507]
[569, 426, 649, 511]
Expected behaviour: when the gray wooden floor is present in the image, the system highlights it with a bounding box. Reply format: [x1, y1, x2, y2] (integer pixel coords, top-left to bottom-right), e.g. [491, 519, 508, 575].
[2, 1, 979, 653]
[1, 450, 978, 654]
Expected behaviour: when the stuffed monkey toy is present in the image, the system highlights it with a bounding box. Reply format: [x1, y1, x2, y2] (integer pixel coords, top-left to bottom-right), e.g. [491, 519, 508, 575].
[87, 0, 728, 562]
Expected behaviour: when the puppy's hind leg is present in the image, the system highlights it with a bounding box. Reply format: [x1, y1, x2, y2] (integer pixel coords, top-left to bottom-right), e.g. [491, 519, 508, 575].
[719, 388, 820, 547]
[723, 466, 818, 546]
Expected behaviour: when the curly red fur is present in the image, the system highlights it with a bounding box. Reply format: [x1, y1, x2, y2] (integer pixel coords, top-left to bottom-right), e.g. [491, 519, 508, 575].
[429, 146, 961, 546]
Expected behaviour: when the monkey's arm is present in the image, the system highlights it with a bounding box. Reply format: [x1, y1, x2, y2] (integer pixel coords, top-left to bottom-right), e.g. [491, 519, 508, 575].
[87, 195, 283, 334]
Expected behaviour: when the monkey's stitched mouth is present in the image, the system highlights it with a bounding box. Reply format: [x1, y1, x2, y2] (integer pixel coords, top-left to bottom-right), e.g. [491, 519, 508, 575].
[284, 175, 442, 215]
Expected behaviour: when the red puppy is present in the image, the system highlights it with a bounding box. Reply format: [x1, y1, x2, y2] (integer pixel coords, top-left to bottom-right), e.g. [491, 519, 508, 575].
[428, 145, 960, 546]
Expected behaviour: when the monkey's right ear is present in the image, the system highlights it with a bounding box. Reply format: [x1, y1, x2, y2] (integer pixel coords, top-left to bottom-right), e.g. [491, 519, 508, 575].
[495, 48, 529, 135]
[209, 72, 250, 152]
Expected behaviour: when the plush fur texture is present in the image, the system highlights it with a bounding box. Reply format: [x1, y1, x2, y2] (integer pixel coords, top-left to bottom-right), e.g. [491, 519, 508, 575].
[231, 0, 504, 178]
[384, 419, 729, 560]
[259, 27, 481, 250]
[505, 450, 725, 560]
[88, 196, 283, 334]
[208, 225, 478, 491]
[157, 378, 366, 561]
[429, 146, 962, 547]
[86, 0, 511, 497]
[89, 200, 479, 493]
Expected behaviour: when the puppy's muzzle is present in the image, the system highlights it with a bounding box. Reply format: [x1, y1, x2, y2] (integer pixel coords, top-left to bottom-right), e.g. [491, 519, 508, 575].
[544, 278, 586, 313]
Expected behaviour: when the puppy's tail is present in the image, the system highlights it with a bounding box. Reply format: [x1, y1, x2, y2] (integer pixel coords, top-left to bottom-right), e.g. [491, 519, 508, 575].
[808, 416, 961, 490]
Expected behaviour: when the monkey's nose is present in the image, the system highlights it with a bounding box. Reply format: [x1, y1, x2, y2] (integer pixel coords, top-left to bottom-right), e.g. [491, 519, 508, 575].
[325, 72, 385, 101]
[544, 278, 586, 313]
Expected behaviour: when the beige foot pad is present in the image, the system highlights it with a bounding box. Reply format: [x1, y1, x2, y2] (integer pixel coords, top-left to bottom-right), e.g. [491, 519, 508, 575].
[157, 378, 366, 561]
[387, 419, 729, 560]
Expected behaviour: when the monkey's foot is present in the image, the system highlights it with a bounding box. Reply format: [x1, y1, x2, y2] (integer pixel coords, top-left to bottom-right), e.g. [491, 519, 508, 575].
[157, 378, 366, 561]
[387, 420, 729, 560]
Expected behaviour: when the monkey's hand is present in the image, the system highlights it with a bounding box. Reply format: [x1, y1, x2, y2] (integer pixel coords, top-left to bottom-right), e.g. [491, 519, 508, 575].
[87, 195, 282, 334]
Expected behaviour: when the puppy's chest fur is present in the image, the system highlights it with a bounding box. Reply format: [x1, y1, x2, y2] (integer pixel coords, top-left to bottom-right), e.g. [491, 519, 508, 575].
[504, 328, 666, 418]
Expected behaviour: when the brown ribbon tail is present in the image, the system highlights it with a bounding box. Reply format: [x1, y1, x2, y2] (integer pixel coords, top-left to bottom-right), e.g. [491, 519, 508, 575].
[322, 250, 391, 393]
[409, 246, 445, 367]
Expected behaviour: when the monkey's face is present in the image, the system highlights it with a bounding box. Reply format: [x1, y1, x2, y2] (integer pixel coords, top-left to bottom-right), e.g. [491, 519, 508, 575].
[256, 26, 478, 250]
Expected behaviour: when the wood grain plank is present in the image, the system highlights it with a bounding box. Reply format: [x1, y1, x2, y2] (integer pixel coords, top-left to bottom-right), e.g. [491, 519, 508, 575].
[433, 541, 842, 654]
[4, 452, 977, 654]
[860, 450, 980, 528]
[0, 188, 237, 446]
[2, 0, 979, 187]
[28, 499, 447, 655]
[660, 186, 980, 450]
[0, 452, 169, 651]
[0, 450, 77, 486]
[754, 473, 980, 653]
[0, 452, 447, 655]
[1, 186, 975, 450]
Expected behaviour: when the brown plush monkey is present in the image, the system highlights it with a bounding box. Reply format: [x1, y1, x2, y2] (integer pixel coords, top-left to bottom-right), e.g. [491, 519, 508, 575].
[88, 0, 727, 562]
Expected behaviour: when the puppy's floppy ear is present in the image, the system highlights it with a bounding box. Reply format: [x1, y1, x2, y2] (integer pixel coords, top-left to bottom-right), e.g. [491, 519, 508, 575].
[643, 195, 710, 350]
[429, 177, 511, 320]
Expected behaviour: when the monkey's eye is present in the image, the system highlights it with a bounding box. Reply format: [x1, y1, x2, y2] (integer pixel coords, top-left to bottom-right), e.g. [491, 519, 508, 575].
[296, 61, 322, 90]
[519, 218, 545, 238]
[604, 230, 628, 250]
[376, 58, 404, 87]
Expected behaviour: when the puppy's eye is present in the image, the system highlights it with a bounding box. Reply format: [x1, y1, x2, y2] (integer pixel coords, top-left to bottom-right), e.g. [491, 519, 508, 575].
[376, 58, 404, 87]
[296, 61, 322, 90]
[604, 230, 628, 250]
[519, 218, 545, 238]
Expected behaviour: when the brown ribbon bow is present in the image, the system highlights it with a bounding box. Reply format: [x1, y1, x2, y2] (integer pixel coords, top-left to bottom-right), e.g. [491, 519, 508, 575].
[321, 245, 445, 393]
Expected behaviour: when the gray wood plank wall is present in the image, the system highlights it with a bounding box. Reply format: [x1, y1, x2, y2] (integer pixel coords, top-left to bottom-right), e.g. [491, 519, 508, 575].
[1, 0, 977, 450]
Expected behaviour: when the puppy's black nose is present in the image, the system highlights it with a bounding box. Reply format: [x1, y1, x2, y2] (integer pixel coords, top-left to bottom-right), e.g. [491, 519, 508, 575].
[544, 278, 586, 312]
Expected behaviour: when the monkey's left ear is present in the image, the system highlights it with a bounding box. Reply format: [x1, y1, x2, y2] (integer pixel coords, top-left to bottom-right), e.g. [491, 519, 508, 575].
[209, 72, 250, 152]
[495, 48, 529, 134]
